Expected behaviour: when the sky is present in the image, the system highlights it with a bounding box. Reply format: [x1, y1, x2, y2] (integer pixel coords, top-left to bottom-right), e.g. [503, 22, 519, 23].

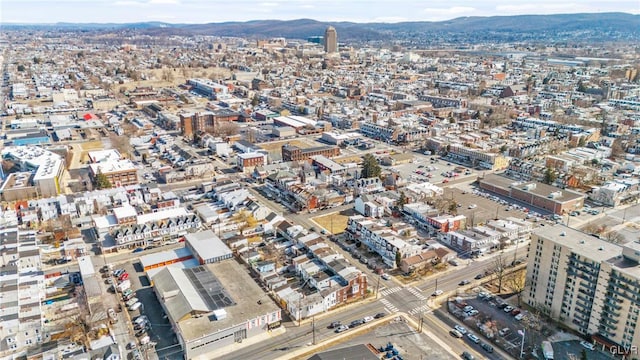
[2, 0, 639, 24]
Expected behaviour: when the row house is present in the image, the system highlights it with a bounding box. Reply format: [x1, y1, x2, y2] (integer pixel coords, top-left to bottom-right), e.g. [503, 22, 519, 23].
[484, 217, 534, 244]
[447, 144, 509, 171]
[284, 184, 318, 211]
[359, 122, 399, 142]
[354, 195, 385, 218]
[424, 214, 467, 234]
[110, 214, 200, 250]
[442, 226, 502, 254]
[346, 215, 421, 268]
[350, 177, 384, 195]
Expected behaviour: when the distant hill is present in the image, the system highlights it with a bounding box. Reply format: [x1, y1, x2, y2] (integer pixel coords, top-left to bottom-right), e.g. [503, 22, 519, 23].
[4, 13, 638, 43]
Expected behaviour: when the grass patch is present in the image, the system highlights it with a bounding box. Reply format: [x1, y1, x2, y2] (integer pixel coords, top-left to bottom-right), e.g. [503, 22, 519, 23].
[312, 212, 350, 234]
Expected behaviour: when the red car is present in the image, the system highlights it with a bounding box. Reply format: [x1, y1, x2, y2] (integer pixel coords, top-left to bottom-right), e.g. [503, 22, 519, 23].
[511, 308, 521, 316]
[118, 273, 129, 281]
[442, 179, 449, 183]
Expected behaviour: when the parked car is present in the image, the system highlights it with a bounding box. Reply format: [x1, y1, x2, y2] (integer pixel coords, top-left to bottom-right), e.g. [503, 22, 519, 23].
[328, 321, 341, 329]
[467, 333, 480, 344]
[127, 342, 137, 350]
[504, 305, 515, 313]
[362, 316, 374, 323]
[515, 313, 526, 321]
[454, 325, 467, 335]
[498, 328, 511, 337]
[113, 269, 125, 277]
[458, 280, 470, 286]
[374, 312, 386, 319]
[461, 351, 475, 360]
[481, 343, 494, 353]
[132, 248, 144, 253]
[511, 308, 521, 316]
[432, 289, 444, 296]
[334, 325, 349, 333]
[449, 329, 463, 338]
[474, 274, 484, 280]
[580, 341, 595, 351]
[349, 319, 364, 328]
[128, 302, 143, 312]
[381, 273, 390, 280]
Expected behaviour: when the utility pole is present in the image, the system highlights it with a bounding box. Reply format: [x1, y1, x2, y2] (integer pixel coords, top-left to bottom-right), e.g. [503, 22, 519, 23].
[298, 296, 302, 327]
[312, 316, 316, 345]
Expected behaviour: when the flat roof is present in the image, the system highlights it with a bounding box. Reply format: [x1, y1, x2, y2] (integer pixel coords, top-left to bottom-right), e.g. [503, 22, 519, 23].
[89, 159, 136, 174]
[177, 260, 279, 341]
[77, 256, 95, 277]
[481, 174, 585, 202]
[137, 207, 189, 225]
[184, 230, 232, 261]
[88, 149, 121, 163]
[140, 247, 193, 269]
[113, 205, 137, 219]
[534, 225, 622, 261]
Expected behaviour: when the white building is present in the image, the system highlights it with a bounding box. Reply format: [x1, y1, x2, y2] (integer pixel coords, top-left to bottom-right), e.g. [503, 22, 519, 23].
[1, 146, 65, 198]
[0, 229, 46, 358]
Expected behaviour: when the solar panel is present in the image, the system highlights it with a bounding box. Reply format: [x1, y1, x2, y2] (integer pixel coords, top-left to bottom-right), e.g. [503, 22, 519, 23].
[184, 266, 235, 310]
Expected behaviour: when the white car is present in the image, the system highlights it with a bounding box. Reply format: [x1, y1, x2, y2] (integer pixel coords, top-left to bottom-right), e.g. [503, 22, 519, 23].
[467, 333, 480, 344]
[580, 341, 595, 351]
[432, 289, 444, 296]
[454, 325, 468, 335]
[468, 204, 477, 209]
[363, 316, 374, 323]
[514, 313, 525, 321]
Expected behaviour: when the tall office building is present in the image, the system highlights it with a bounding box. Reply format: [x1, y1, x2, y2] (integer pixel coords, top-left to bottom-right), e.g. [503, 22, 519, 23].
[324, 26, 337, 53]
[524, 225, 640, 350]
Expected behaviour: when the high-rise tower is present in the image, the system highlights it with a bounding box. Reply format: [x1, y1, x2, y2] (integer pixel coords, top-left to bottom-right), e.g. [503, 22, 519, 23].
[324, 26, 337, 53]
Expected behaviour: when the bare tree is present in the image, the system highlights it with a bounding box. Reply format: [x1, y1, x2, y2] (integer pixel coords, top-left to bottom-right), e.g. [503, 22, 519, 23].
[603, 229, 624, 244]
[161, 68, 175, 82]
[492, 254, 508, 294]
[505, 270, 527, 306]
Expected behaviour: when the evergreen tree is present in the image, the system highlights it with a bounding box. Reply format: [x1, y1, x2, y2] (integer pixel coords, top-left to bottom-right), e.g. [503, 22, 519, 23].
[543, 167, 557, 185]
[361, 154, 381, 179]
[395, 251, 402, 268]
[95, 172, 112, 189]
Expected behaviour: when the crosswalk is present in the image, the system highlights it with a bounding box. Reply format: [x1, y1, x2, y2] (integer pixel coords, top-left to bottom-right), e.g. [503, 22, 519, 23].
[379, 286, 402, 297]
[380, 298, 399, 313]
[407, 286, 427, 301]
[408, 304, 432, 316]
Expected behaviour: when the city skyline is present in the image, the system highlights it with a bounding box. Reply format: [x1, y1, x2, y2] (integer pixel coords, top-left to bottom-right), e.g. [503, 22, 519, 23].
[2, 0, 638, 24]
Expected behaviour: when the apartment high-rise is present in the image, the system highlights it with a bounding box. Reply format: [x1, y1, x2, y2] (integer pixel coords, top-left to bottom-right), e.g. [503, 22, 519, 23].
[324, 26, 337, 54]
[525, 225, 640, 350]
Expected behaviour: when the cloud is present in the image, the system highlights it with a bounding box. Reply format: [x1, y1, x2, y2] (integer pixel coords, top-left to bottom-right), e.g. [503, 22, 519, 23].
[373, 16, 409, 23]
[422, 6, 476, 16]
[148, 0, 181, 4]
[496, 3, 580, 13]
[114, 0, 146, 6]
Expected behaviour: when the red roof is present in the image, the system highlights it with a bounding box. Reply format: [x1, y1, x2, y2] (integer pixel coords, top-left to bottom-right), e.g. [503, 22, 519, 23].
[83, 113, 97, 121]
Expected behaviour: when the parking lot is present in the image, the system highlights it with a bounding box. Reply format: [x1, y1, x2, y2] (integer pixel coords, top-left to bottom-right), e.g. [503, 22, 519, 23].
[386, 155, 478, 186]
[116, 260, 183, 360]
[449, 290, 541, 358]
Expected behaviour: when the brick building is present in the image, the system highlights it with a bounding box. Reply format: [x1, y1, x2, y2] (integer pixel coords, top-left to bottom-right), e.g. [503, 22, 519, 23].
[479, 174, 585, 215]
[281, 144, 340, 162]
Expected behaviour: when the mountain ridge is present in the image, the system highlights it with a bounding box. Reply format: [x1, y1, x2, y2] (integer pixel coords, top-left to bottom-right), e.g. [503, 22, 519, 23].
[3, 13, 638, 43]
